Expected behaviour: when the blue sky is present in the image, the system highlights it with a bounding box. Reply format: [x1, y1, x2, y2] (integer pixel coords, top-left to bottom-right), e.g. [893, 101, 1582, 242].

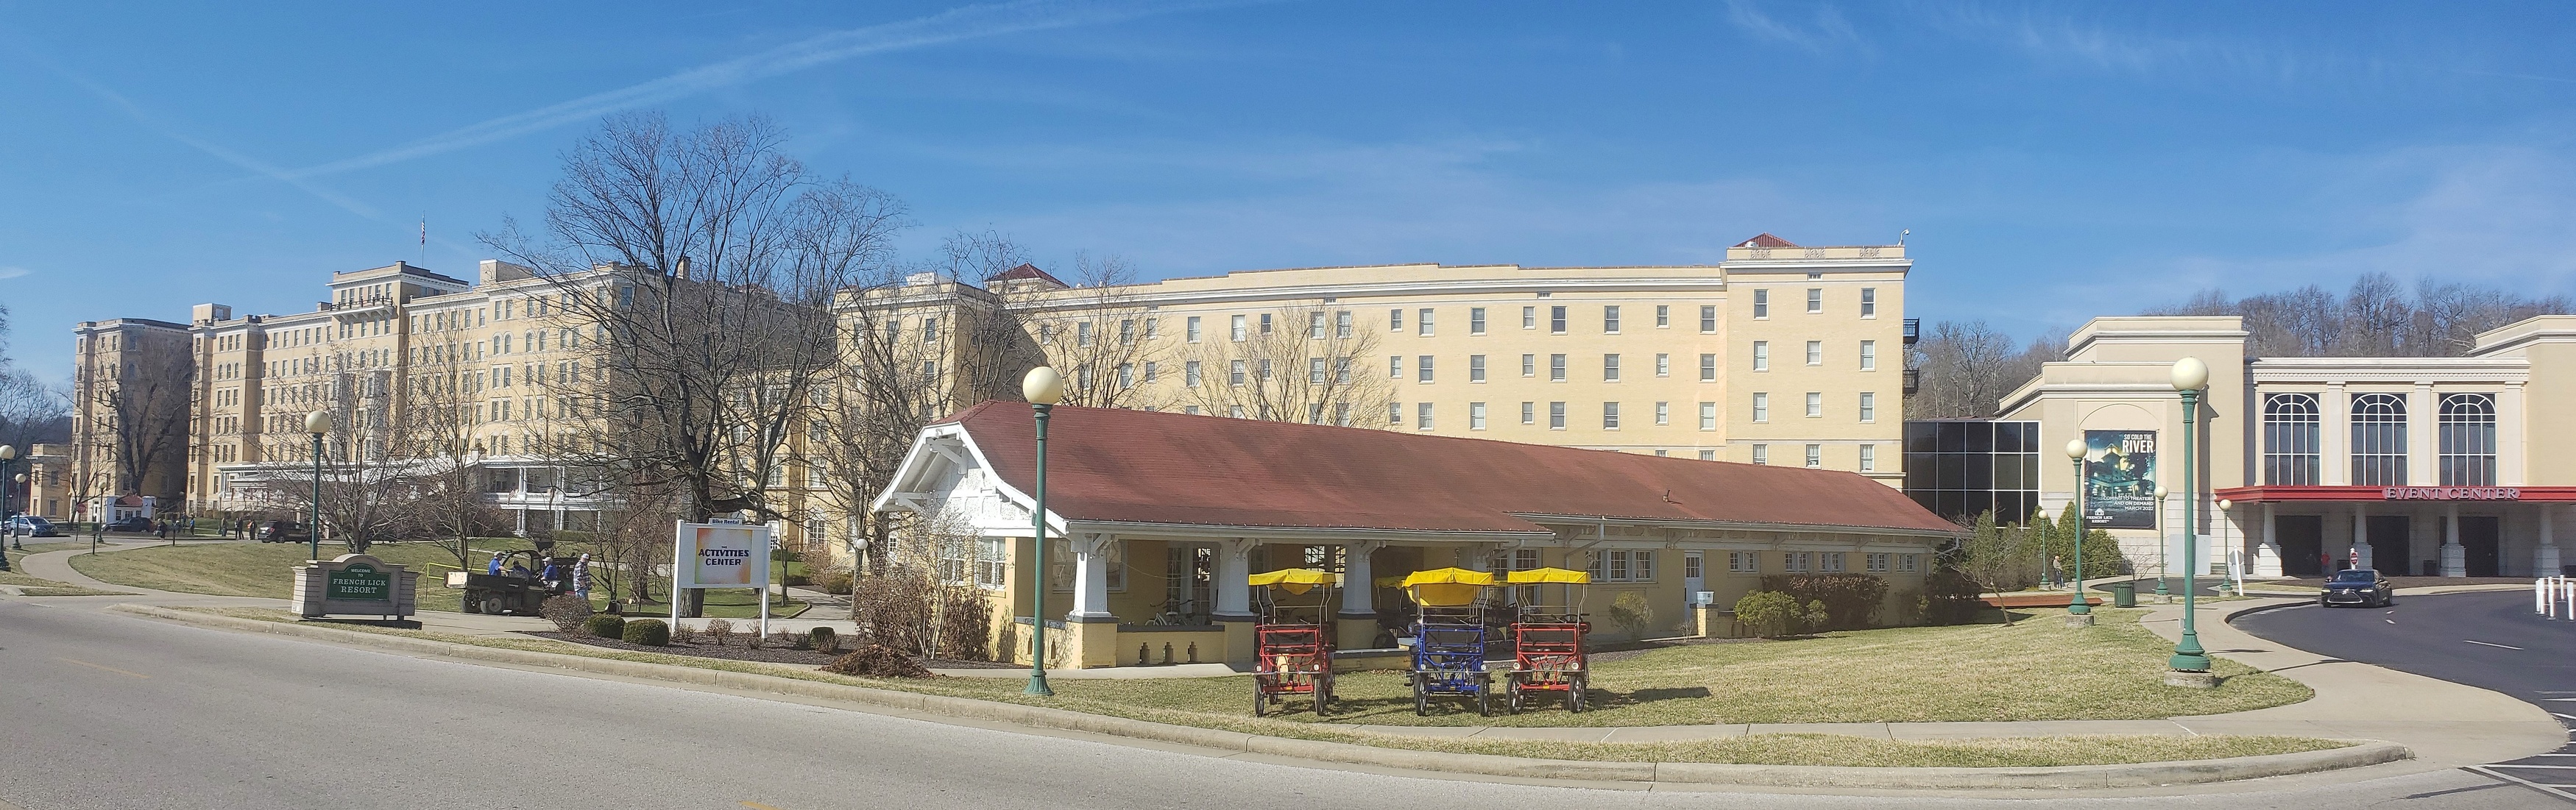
[7, 1, 2576, 383]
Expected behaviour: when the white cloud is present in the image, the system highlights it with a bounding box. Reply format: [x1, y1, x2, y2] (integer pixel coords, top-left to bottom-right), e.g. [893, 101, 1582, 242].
[1722, 0, 1864, 54]
[0, 266, 30, 280]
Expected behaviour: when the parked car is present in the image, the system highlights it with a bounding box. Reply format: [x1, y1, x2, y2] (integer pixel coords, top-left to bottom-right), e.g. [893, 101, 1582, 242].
[7, 516, 64, 537]
[259, 520, 310, 544]
[2320, 569, 2395, 608]
[105, 516, 155, 533]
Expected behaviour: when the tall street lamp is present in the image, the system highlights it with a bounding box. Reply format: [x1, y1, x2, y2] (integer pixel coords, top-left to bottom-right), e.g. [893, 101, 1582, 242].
[2062, 438, 2092, 624]
[11, 473, 24, 552]
[0, 445, 18, 553]
[305, 410, 330, 561]
[1021, 366, 1066, 697]
[2153, 483, 2170, 602]
[2168, 358, 2214, 676]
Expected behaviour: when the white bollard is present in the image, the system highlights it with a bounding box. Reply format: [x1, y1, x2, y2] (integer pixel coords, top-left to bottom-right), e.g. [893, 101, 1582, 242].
[2542, 578, 2552, 619]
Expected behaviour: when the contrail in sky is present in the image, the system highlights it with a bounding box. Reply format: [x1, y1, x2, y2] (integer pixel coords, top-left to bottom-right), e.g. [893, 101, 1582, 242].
[286, 0, 1214, 180]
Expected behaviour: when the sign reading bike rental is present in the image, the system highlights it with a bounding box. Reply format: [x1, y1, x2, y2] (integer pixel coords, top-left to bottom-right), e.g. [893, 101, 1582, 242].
[292, 554, 419, 621]
[671, 521, 774, 633]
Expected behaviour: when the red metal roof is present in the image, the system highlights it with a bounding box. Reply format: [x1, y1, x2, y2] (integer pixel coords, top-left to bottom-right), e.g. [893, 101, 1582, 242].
[944, 403, 1958, 536]
[984, 263, 1066, 286]
[1737, 233, 1799, 248]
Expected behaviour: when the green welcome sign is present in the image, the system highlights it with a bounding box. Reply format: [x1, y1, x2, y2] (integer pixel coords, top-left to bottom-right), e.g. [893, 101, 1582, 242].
[327, 563, 393, 601]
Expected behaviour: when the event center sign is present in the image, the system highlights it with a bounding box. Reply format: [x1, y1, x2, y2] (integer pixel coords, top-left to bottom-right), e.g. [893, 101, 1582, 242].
[2081, 430, 2158, 529]
[673, 522, 770, 590]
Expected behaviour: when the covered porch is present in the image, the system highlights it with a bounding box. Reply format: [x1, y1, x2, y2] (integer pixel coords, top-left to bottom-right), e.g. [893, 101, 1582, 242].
[2215, 486, 2574, 578]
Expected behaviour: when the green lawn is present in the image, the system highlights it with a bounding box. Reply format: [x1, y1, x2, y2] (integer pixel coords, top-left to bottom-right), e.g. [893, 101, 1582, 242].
[67, 540, 802, 617]
[177, 606, 2346, 768]
[3, 541, 133, 595]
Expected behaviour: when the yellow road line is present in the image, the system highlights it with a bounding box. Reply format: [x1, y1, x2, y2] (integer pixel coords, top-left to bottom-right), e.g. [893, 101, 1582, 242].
[56, 658, 148, 678]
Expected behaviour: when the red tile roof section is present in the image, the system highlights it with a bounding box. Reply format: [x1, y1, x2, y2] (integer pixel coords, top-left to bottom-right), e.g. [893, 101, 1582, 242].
[1738, 233, 1799, 248]
[985, 263, 1066, 286]
[946, 402, 1958, 536]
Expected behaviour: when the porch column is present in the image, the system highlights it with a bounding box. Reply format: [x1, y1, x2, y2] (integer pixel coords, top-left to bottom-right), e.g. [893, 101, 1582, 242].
[2441, 505, 2467, 577]
[1337, 541, 1386, 650]
[1069, 533, 1117, 622]
[1213, 539, 1257, 667]
[2540, 505, 2563, 578]
[2256, 502, 2283, 578]
[2352, 505, 2371, 571]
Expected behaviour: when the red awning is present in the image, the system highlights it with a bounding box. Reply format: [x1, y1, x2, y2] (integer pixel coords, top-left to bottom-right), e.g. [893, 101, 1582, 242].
[2214, 485, 2576, 504]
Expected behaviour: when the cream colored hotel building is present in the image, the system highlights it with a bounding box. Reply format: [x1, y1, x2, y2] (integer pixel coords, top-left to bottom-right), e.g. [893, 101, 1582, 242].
[64, 234, 1916, 556]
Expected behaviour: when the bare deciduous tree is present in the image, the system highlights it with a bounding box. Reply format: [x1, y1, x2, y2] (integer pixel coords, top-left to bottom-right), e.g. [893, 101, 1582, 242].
[2145, 273, 2570, 358]
[1015, 252, 1170, 410]
[90, 350, 193, 502]
[1175, 303, 1392, 424]
[484, 112, 906, 617]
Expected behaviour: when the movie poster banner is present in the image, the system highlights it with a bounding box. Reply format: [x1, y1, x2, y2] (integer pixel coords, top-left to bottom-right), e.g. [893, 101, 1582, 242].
[2081, 430, 2158, 529]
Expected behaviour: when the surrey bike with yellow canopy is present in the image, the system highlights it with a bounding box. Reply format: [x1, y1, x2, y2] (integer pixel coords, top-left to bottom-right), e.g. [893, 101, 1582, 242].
[1248, 567, 1338, 717]
[1401, 567, 1499, 717]
[1504, 567, 1593, 713]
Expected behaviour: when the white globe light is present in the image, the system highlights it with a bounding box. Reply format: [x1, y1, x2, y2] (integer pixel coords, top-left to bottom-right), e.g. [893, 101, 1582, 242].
[2170, 357, 2209, 391]
[1022, 366, 1066, 405]
[2064, 438, 2086, 461]
[304, 410, 330, 435]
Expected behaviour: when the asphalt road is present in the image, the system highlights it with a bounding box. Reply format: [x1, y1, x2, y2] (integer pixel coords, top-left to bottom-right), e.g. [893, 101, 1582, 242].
[0, 600, 2563, 810]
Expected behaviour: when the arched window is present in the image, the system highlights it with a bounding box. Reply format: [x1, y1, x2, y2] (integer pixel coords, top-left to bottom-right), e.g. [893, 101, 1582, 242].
[2438, 393, 2497, 486]
[2350, 394, 2407, 486]
[2263, 393, 2320, 485]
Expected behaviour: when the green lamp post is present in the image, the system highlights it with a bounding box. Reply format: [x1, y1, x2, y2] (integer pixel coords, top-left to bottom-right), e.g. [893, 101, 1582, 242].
[305, 410, 329, 561]
[1021, 366, 1066, 697]
[2168, 358, 2213, 675]
[0, 445, 18, 553]
[2153, 483, 2171, 601]
[2062, 438, 2092, 621]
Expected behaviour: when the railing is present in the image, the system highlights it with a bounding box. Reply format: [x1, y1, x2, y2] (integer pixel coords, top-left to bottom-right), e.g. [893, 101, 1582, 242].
[1903, 369, 1920, 395]
[1903, 319, 1921, 346]
[2540, 576, 2574, 619]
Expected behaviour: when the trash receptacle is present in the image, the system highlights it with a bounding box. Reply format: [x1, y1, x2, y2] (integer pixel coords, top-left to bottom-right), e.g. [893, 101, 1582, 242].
[2109, 580, 2137, 608]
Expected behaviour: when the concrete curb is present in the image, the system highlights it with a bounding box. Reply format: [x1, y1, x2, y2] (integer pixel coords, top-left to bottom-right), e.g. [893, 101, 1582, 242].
[113, 604, 2412, 789]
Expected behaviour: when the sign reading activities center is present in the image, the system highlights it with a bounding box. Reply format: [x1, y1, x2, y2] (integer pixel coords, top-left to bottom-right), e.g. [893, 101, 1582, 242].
[291, 553, 419, 621]
[672, 521, 774, 633]
[2081, 430, 2159, 530]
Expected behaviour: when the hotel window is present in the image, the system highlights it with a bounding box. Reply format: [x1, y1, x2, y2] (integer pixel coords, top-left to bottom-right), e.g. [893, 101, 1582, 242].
[1550, 305, 1568, 333]
[1699, 402, 1717, 430]
[1390, 356, 1403, 378]
[1389, 403, 1403, 424]
[1699, 305, 1718, 333]
[1655, 353, 1671, 377]
[1259, 313, 1273, 334]
[923, 317, 941, 344]
[1390, 308, 1404, 331]
[1654, 402, 1669, 425]
[1185, 360, 1203, 386]
[1602, 402, 1621, 429]
[1336, 357, 1352, 382]
[1145, 318, 1158, 339]
[1417, 402, 1434, 430]
[1702, 353, 1719, 382]
[1418, 308, 1434, 336]
[1549, 402, 1567, 429]
[1468, 355, 1487, 382]
[1859, 392, 1876, 423]
[1334, 403, 1352, 426]
[1866, 553, 1889, 572]
[1898, 554, 1919, 572]
[1470, 308, 1486, 334]
[2351, 393, 2408, 486]
[1470, 402, 1487, 430]
[2262, 393, 2321, 486]
[1230, 360, 1248, 386]
[1805, 444, 1822, 468]
[1523, 306, 1537, 330]
[1860, 340, 1878, 371]
[1235, 405, 1250, 419]
[1119, 319, 1138, 344]
[1521, 354, 1536, 377]
[1075, 321, 1091, 347]
[2438, 393, 2498, 486]
[1309, 358, 1328, 384]
[1698, 450, 1716, 461]
[1752, 341, 1769, 372]
[1550, 354, 1568, 382]
[1603, 305, 1621, 333]
[1309, 311, 1326, 338]
[1521, 402, 1535, 424]
[1858, 444, 1877, 472]
[1116, 363, 1133, 389]
[1752, 290, 1769, 319]
[1655, 305, 1670, 327]
[1231, 314, 1248, 341]
[1258, 359, 1272, 380]
[1336, 310, 1354, 338]
[1805, 341, 1822, 366]
[1805, 288, 1822, 313]
[1728, 551, 1758, 573]
[1860, 288, 1877, 318]
[1418, 355, 1434, 383]
[1186, 316, 1202, 342]
[1785, 551, 1811, 572]
[1588, 550, 1655, 583]
[1752, 393, 1769, 423]
[1602, 354, 1621, 382]
[1143, 361, 1158, 384]
[1819, 553, 1845, 572]
[1752, 444, 1769, 464]
[1805, 391, 1822, 417]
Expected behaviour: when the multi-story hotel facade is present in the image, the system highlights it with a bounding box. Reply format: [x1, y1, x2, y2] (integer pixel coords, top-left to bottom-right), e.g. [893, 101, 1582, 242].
[72, 233, 1919, 563]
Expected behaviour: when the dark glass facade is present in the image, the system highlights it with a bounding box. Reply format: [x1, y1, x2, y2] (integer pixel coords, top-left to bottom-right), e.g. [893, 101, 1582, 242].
[1903, 420, 2041, 525]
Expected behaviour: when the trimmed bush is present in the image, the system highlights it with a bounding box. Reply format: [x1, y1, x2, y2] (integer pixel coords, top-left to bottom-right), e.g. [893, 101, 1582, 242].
[1605, 591, 1657, 639]
[539, 594, 594, 633]
[1733, 590, 1800, 637]
[1760, 573, 1892, 630]
[623, 618, 670, 647]
[818, 570, 854, 595]
[581, 614, 626, 639]
[821, 644, 934, 678]
[704, 618, 735, 647]
[1919, 569, 1987, 626]
[807, 626, 839, 653]
[669, 622, 698, 644]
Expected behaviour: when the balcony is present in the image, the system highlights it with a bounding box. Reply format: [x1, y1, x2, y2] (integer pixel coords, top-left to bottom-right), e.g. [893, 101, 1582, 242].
[1903, 369, 1920, 396]
[1903, 319, 1921, 347]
